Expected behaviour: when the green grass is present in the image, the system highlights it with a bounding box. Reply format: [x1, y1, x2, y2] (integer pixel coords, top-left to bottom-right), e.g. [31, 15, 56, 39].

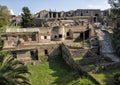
[73, 57, 83, 64]
[82, 64, 96, 72]
[90, 68, 120, 85]
[28, 57, 95, 85]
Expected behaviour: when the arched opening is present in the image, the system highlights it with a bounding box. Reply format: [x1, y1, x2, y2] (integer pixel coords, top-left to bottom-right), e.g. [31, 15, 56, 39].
[94, 13, 99, 22]
[95, 13, 99, 17]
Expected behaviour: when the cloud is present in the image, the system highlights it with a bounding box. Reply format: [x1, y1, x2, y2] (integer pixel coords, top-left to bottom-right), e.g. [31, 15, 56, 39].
[9, 9, 14, 15]
[87, 4, 110, 10]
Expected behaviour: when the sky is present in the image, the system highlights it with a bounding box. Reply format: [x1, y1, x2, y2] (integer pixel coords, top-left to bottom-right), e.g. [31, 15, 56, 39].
[0, 0, 110, 15]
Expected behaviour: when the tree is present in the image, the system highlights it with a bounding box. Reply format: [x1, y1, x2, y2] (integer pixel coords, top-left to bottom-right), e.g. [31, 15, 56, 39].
[108, 0, 120, 8]
[108, 0, 120, 56]
[21, 7, 34, 28]
[0, 51, 31, 85]
[113, 72, 120, 85]
[0, 5, 10, 27]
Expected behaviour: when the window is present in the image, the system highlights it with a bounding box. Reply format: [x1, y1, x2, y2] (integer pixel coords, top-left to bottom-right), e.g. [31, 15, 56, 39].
[59, 34, 62, 38]
[44, 36, 47, 39]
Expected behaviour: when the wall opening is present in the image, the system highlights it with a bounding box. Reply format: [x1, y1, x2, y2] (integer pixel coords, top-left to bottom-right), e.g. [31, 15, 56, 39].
[81, 13, 83, 16]
[58, 13, 61, 18]
[44, 49, 48, 55]
[23, 35, 28, 41]
[30, 50, 38, 60]
[53, 12, 56, 18]
[44, 36, 47, 39]
[12, 52, 17, 58]
[59, 34, 62, 38]
[67, 32, 70, 36]
[32, 34, 36, 41]
[81, 21, 84, 25]
[95, 13, 99, 16]
[55, 35, 57, 38]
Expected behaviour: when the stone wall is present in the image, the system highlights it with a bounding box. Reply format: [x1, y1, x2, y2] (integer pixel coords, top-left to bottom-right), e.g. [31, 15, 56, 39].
[61, 43, 100, 85]
[79, 50, 100, 65]
[61, 43, 78, 69]
[16, 50, 31, 61]
[37, 44, 61, 59]
[69, 48, 88, 58]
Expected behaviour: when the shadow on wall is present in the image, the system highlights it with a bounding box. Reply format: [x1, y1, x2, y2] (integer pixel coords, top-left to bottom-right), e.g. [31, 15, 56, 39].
[47, 45, 62, 60]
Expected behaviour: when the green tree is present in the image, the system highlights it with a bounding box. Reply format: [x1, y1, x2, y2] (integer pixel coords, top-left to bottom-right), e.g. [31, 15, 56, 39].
[113, 73, 120, 85]
[108, 0, 120, 56]
[21, 7, 34, 28]
[0, 51, 31, 85]
[0, 5, 10, 27]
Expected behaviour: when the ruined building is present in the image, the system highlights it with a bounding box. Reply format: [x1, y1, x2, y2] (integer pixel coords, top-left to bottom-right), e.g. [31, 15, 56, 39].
[3, 21, 94, 64]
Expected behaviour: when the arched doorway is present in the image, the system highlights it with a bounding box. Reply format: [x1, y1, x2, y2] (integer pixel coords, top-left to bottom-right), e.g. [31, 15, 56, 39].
[93, 14, 99, 22]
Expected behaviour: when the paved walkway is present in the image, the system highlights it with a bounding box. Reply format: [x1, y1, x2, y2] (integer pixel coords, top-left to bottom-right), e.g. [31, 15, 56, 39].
[95, 29, 120, 62]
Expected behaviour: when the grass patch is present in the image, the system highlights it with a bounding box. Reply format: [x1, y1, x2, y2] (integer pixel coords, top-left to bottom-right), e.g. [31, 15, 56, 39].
[73, 57, 83, 64]
[82, 64, 96, 72]
[90, 68, 120, 85]
[74, 40, 90, 49]
[28, 57, 95, 85]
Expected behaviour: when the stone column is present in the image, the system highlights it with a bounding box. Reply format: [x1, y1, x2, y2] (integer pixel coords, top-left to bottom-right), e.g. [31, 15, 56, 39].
[82, 32, 85, 48]
[51, 13, 53, 18]
[48, 13, 50, 18]
[56, 13, 58, 18]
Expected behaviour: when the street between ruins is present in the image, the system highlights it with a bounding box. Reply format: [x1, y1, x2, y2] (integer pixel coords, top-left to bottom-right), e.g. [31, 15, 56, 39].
[95, 28, 120, 62]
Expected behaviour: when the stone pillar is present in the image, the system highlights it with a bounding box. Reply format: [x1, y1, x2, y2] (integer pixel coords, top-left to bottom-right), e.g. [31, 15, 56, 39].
[83, 32, 85, 47]
[56, 13, 58, 18]
[48, 13, 50, 18]
[36, 33, 39, 43]
[51, 13, 53, 18]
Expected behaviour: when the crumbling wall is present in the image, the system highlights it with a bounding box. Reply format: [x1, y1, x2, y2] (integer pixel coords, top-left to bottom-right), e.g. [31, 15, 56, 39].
[37, 44, 61, 59]
[61, 43, 78, 69]
[61, 43, 100, 85]
[17, 50, 31, 61]
[79, 50, 100, 65]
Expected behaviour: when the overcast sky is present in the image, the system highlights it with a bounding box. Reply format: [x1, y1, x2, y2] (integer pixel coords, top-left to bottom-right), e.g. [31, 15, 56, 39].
[0, 0, 110, 15]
